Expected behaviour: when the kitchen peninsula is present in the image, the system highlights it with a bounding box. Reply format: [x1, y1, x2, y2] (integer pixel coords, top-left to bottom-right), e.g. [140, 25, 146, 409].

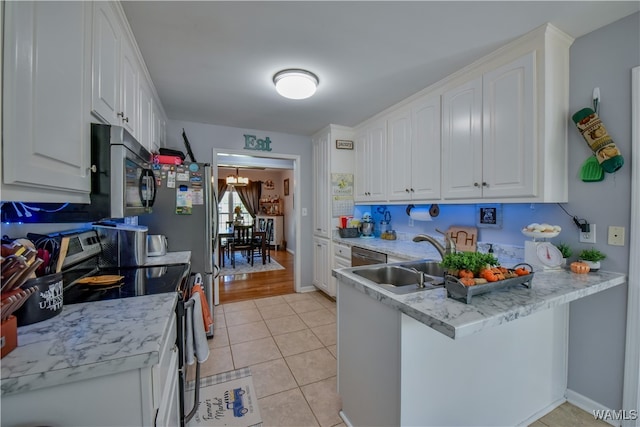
[332, 243, 626, 426]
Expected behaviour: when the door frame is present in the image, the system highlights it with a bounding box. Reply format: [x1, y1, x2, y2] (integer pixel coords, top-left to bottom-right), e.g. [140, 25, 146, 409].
[622, 65, 639, 426]
[211, 148, 301, 304]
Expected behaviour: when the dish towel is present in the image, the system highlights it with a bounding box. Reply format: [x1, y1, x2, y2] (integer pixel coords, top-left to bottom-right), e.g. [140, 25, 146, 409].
[191, 275, 213, 333]
[185, 291, 210, 365]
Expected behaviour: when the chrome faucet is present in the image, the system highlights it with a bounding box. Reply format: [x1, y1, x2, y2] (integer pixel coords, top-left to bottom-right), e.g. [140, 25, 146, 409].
[412, 229, 456, 258]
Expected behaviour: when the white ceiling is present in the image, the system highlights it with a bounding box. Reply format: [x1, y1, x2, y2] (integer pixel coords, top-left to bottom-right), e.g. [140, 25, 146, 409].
[122, 1, 639, 137]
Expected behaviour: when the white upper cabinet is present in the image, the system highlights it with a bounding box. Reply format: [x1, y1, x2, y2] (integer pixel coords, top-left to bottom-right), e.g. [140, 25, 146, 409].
[91, 2, 121, 126]
[441, 77, 484, 199]
[482, 53, 535, 198]
[354, 119, 386, 203]
[388, 94, 441, 202]
[139, 79, 154, 152]
[442, 53, 534, 200]
[92, 1, 149, 139]
[312, 129, 330, 237]
[2, 1, 92, 202]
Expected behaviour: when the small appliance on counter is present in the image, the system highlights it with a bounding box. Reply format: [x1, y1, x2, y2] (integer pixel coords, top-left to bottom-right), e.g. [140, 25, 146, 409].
[93, 223, 148, 267]
[147, 235, 168, 257]
[522, 223, 563, 270]
[360, 212, 375, 238]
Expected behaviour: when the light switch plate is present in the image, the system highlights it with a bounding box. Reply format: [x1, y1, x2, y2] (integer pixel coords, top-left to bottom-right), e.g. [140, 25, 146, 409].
[608, 226, 625, 246]
[580, 224, 596, 243]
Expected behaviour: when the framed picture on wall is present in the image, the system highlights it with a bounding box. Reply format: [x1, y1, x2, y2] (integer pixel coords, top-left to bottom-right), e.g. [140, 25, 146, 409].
[284, 178, 290, 196]
[476, 204, 503, 228]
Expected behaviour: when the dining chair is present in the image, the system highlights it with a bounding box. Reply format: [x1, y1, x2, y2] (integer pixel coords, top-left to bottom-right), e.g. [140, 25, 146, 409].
[253, 219, 273, 264]
[229, 225, 255, 267]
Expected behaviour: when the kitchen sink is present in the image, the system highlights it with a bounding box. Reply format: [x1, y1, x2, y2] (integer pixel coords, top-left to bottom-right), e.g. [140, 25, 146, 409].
[352, 264, 443, 295]
[400, 260, 445, 285]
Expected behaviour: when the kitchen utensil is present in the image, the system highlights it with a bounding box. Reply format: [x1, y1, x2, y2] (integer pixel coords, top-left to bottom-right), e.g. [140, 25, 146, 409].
[580, 155, 604, 182]
[76, 275, 124, 286]
[55, 236, 70, 273]
[15, 274, 63, 326]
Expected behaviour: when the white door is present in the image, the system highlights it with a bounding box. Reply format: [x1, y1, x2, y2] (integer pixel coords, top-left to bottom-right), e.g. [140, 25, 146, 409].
[120, 38, 139, 137]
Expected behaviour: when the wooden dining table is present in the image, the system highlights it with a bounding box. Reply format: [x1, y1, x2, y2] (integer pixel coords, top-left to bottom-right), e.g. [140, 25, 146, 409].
[218, 226, 266, 267]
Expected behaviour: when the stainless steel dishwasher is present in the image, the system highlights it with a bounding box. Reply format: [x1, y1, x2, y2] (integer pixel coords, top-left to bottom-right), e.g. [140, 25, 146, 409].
[351, 246, 387, 266]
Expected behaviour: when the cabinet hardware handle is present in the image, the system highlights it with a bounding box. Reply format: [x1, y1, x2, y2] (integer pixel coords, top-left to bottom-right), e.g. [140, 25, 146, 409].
[172, 344, 178, 352]
[117, 112, 124, 118]
[474, 182, 480, 187]
[123, 117, 129, 123]
[405, 189, 410, 193]
[89, 165, 97, 173]
[482, 182, 488, 187]
[410, 188, 414, 192]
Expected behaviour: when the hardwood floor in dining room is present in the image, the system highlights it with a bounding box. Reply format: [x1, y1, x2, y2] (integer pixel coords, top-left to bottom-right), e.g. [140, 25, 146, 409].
[218, 249, 295, 304]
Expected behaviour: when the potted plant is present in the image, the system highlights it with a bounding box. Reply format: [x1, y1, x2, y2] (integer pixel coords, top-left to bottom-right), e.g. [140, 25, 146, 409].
[233, 206, 244, 225]
[554, 242, 572, 266]
[578, 248, 606, 272]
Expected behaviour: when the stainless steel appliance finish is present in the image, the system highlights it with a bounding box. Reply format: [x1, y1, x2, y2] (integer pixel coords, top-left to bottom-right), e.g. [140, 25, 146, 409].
[90, 123, 156, 219]
[147, 234, 168, 257]
[138, 162, 217, 336]
[93, 223, 148, 267]
[351, 246, 387, 267]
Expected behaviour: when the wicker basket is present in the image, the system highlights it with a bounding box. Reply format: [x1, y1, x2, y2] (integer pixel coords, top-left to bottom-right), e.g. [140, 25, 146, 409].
[338, 227, 360, 238]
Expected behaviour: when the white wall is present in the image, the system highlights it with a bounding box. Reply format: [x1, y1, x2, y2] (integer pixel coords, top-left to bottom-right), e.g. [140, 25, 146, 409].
[167, 119, 313, 285]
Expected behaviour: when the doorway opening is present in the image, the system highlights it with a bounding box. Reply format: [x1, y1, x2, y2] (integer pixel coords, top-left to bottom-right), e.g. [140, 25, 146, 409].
[212, 149, 301, 305]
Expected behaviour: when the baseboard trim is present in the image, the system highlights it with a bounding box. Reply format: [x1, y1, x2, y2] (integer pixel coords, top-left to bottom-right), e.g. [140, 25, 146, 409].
[567, 389, 621, 427]
[516, 397, 565, 426]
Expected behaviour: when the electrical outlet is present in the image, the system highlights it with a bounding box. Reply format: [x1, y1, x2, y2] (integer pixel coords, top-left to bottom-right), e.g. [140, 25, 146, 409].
[580, 224, 596, 243]
[301, 208, 308, 216]
[608, 226, 625, 246]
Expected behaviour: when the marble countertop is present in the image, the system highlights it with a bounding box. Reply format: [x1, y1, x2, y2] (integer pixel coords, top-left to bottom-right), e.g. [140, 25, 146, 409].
[334, 266, 625, 339]
[144, 250, 191, 266]
[1, 293, 178, 397]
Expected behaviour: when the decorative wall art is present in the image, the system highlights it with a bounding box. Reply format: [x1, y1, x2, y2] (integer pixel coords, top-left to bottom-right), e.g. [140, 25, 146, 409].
[476, 204, 503, 228]
[336, 140, 354, 150]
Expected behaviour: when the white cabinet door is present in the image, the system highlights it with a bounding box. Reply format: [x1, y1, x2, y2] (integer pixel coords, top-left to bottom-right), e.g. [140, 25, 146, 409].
[312, 130, 330, 237]
[313, 237, 330, 294]
[354, 119, 387, 202]
[120, 37, 139, 137]
[411, 94, 441, 200]
[91, 1, 120, 125]
[368, 121, 387, 201]
[441, 77, 483, 200]
[482, 52, 535, 198]
[387, 95, 441, 202]
[139, 80, 154, 152]
[2, 1, 91, 196]
[387, 110, 413, 201]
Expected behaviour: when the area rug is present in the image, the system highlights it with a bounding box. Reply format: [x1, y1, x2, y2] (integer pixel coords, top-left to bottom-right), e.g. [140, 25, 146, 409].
[186, 367, 262, 427]
[219, 253, 284, 276]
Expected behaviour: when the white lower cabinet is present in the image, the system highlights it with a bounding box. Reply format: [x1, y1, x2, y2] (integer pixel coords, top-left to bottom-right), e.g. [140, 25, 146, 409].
[313, 237, 331, 295]
[337, 282, 568, 427]
[1, 313, 179, 427]
[330, 243, 351, 297]
[2, 1, 92, 202]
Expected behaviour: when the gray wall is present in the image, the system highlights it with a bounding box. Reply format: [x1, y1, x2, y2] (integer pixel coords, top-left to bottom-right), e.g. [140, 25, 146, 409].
[566, 13, 638, 410]
[166, 119, 313, 286]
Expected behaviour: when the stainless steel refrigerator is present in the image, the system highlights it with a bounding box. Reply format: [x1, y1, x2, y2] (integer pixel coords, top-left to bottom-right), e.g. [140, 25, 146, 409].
[139, 161, 217, 336]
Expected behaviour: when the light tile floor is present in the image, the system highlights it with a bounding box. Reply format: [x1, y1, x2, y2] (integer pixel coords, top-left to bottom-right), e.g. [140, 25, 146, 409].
[203, 291, 344, 427]
[198, 290, 606, 427]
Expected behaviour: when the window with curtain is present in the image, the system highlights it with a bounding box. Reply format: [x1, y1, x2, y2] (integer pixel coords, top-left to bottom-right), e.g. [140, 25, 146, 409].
[218, 188, 251, 231]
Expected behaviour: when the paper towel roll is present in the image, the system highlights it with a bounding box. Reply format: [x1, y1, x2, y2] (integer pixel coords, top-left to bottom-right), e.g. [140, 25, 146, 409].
[409, 207, 432, 221]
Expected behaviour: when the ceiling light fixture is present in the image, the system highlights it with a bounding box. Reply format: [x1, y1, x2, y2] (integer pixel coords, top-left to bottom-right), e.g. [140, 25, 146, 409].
[226, 168, 249, 187]
[273, 69, 319, 100]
